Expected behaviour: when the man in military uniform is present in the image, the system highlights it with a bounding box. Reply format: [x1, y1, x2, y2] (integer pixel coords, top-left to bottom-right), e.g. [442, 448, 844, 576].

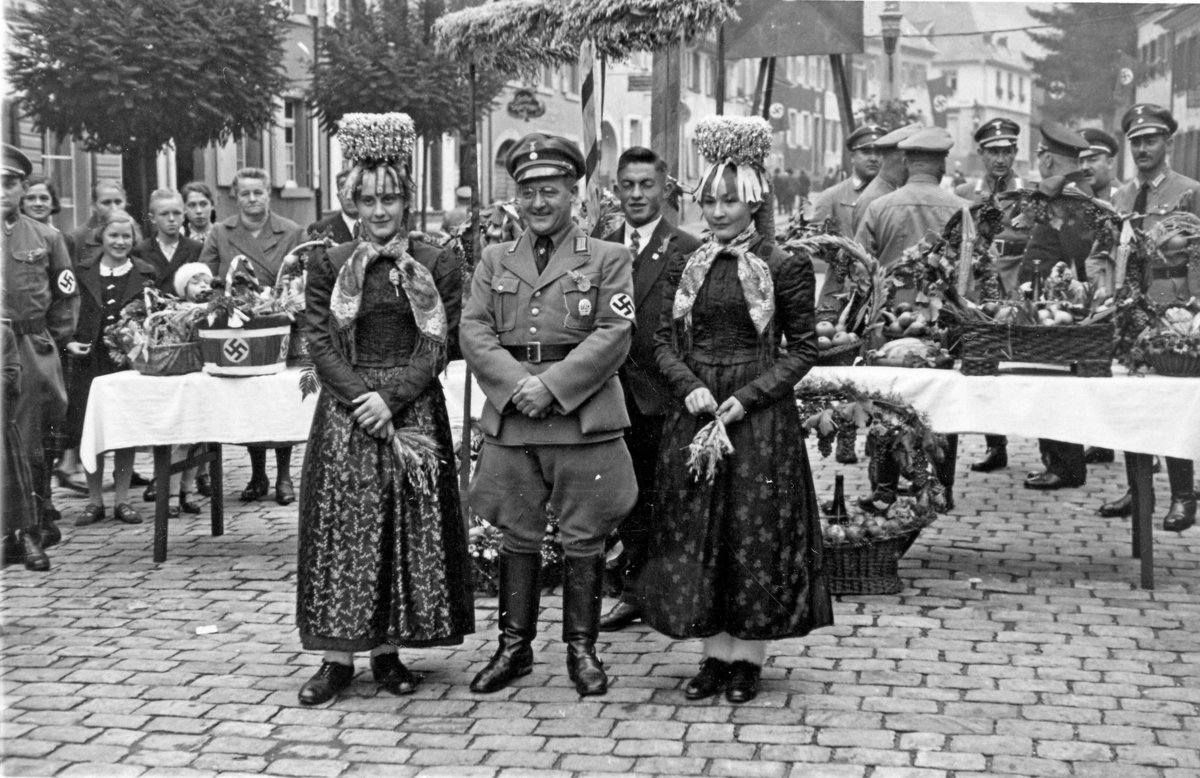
[957, 118, 1027, 475]
[1099, 104, 1199, 531]
[1, 144, 78, 570]
[460, 133, 639, 696]
[850, 123, 923, 233]
[1079, 128, 1121, 203]
[808, 125, 885, 237]
[854, 127, 968, 268]
[1021, 123, 1095, 491]
[596, 146, 700, 632]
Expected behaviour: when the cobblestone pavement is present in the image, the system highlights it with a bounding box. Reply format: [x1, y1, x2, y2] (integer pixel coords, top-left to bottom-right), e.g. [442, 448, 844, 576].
[3, 435, 1198, 778]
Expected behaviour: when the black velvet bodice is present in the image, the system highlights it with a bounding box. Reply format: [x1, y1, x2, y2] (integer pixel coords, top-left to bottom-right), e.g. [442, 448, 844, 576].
[353, 258, 419, 368]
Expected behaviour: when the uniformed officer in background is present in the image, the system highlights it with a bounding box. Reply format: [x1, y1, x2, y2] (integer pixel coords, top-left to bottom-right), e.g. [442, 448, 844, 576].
[850, 123, 923, 233]
[1099, 104, 1199, 531]
[957, 118, 1027, 476]
[460, 133, 639, 696]
[1, 144, 78, 570]
[1079, 128, 1121, 203]
[808, 124, 885, 237]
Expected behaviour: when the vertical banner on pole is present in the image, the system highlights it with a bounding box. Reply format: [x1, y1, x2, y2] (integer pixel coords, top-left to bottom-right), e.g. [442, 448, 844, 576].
[580, 39, 602, 233]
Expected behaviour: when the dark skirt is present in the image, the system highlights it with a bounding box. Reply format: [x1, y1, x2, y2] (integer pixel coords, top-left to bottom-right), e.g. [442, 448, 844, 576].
[297, 367, 474, 652]
[62, 346, 122, 453]
[637, 357, 833, 641]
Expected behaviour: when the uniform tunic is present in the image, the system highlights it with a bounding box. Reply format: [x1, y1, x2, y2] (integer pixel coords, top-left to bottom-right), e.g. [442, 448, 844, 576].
[1, 215, 77, 497]
[1112, 168, 1200, 305]
[855, 173, 969, 268]
[808, 175, 870, 237]
[638, 235, 833, 641]
[297, 240, 474, 651]
[957, 174, 1029, 295]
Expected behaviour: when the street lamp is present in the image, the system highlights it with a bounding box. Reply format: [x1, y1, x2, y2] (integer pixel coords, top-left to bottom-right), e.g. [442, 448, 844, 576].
[880, 1, 902, 102]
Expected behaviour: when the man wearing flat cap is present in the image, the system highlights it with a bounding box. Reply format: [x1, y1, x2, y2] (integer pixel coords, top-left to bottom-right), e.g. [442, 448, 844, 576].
[957, 118, 1028, 475]
[1, 144, 78, 571]
[854, 127, 968, 268]
[851, 122, 923, 232]
[1020, 122, 1095, 492]
[1099, 104, 1199, 531]
[460, 132, 638, 697]
[809, 124, 885, 237]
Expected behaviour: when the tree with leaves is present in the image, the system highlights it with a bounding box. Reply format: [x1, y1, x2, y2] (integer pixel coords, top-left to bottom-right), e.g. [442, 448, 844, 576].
[855, 98, 921, 131]
[310, 0, 508, 184]
[1026, 3, 1143, 126]
[8, 0, 291, 224]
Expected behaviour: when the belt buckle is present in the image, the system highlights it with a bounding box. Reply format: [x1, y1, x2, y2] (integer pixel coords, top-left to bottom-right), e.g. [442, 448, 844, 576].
[526, 341, 542, 363]
[994, 239, 1006, 255]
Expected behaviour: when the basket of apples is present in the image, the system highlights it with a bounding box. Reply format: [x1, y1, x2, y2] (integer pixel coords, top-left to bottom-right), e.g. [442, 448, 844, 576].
[1132, 304, 1200, 377]
[821, 489, 936, 595]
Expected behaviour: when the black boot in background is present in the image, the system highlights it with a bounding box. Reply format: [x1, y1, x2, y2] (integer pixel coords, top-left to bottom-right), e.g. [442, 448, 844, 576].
[1163, 457, 1196, 532]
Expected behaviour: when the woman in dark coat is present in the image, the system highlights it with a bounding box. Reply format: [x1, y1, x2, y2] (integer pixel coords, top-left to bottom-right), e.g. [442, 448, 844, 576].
[639, 116, 833, 704]
[67, 210, 158, 527]
[295, 112, 473, 706]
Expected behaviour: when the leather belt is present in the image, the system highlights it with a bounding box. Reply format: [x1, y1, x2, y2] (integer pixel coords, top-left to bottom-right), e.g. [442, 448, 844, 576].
[1, 316, 47, 335]
[1150, 265, 1188, 280]
[503, 342, 576, 364]
[993, 239, 1027, 257]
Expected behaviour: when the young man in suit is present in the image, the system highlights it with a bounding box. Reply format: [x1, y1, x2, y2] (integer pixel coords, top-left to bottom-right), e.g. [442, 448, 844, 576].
[306, 169, 357, 245]
[460, 133, 638, 697]
[598, 146, 700, 632]
[134, 189, 204, 295]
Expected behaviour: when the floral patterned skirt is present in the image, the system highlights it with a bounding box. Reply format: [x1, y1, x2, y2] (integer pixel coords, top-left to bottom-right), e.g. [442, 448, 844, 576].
[297, 368, 474, 652]
[637, 358, 833, 641]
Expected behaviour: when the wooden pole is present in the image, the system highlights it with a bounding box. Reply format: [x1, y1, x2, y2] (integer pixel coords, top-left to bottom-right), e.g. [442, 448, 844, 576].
[715, 25, 725, 116]
[829, 54, 856, 174]
[459, 62, 479, 522]
[651, 44, 682, 222]
[751, 57, 768, 115]
[762, 57, 776, 121]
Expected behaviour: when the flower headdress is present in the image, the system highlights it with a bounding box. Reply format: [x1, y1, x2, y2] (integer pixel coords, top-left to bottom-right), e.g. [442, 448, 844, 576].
[336, 112, 416, 202]
[693, 115, 773, 204]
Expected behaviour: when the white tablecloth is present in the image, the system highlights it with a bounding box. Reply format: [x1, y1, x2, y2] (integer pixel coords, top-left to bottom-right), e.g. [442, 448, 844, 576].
[807, 365, 1200, 461]
[79, 367, 319, 472]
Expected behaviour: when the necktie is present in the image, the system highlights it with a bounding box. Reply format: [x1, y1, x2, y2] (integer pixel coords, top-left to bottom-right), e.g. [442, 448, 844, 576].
[1133, 182, 1150, 215]
[534, 236, 553, 274]
[629, 229, 641, 257]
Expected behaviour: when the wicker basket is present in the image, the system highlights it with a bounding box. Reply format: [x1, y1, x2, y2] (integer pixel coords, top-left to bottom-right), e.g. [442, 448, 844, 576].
[825, 527, 922, 595]
[131, 341, 204, 377]
[816, 340, 861, 366]
[1147, 352, 1200, 377]
[958, 320, 1114, 377]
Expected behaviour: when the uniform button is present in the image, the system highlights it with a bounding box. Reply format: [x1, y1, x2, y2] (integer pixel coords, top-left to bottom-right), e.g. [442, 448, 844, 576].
[533, 290, 541, 297]
[531, 307, 540, 316]
[529, 327, 537, 334]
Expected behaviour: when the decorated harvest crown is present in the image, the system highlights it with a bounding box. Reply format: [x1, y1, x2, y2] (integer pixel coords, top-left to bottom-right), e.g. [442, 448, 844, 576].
[336, 112, 417, 199]
[693, 115, 773, 204]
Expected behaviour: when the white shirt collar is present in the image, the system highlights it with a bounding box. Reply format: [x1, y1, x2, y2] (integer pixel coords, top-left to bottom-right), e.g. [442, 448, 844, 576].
[624, 216, 662, 249]
[99, 260, 133, 277]
[341, 212, 358, 237]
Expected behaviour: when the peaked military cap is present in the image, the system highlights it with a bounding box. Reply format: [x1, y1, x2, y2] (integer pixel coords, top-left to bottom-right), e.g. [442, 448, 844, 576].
[2, 144, 32, 178]
[1121, 103, 1177, 139]
[898, 126, 954, 154]
[506, 133, 586, 184]
[872, 123, 924, 150]
[974, 118, 1020, 149]
[1079, 128, 1119, 159]
[1036, 121, 1089, 158]
[845, 124, 886, 151]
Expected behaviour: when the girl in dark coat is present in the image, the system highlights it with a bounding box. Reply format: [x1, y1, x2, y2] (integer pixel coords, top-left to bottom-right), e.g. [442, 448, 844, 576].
[639, 116, 833, 704]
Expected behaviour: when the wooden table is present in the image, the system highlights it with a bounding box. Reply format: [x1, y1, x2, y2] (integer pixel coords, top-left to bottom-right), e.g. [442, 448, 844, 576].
[806, 364, 1200, 589]
[79, 367, 318, 562]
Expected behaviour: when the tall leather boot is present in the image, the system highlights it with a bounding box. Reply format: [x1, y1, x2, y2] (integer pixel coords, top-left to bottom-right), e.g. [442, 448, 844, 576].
[1163, 458, 1196, 532]
[470, 551, 541, 693]
[562, 554, 608, 697]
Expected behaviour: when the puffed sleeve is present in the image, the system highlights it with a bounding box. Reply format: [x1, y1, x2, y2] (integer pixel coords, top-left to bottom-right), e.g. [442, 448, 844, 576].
[375, 245, 462, 415]
[302, 246, 371, 407]
[652, 249, 706, 400]
[731, 251, 817, 412]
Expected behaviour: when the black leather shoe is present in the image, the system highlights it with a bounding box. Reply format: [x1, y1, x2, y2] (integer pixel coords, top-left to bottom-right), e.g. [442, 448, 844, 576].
[179, 492, 202, 515]
[725, 661, 761, 704]
[114, 503, 144, 524]
[684, 658, 729, 700]
[129, 471, 150, 487]
[1098, 491, 1133, 517]
[1084, 447, 1115, 464]
[298, 661, 354, 706]
[53, 468, 87, 493]
[76, 504, 105, 526]
[39, 510, 62, 548]
[970, 446, 1008, 473]
[371, 653, 417, 696]
[195, 472, 212, 497]
[1163, 498, 1196, 532]
[1024, 472, 1084, 490]
[143, 483, 156, 502]
[240, 478, 269, 502]
[275, 478, 295, 506]
[599, 600, 642, 632]
[17, 530, 50, 572]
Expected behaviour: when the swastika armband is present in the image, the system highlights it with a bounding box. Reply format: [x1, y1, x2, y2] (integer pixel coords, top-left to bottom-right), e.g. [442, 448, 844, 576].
[609, 292, 635, 320]
[54, 269, 78, 297]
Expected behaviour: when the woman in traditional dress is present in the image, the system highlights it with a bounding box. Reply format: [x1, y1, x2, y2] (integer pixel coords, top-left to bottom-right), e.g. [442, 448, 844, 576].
[296, 113, 473, 706]
[639, 116, 833, 704]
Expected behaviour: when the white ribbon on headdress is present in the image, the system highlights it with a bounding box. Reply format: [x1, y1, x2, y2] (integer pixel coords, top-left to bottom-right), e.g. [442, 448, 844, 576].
[697, 159, 768, 204]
